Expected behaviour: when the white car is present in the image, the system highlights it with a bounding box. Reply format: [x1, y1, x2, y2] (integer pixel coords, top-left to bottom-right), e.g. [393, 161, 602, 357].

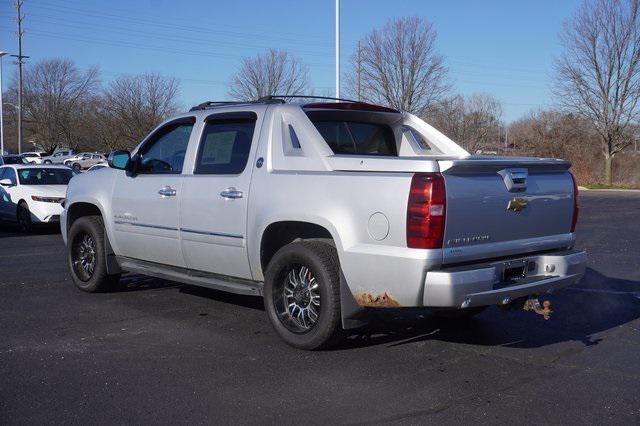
[22, 152, 47, 164]
[0, 165, 74, 232]
[41, 149, 76, 165]
[64, 153, 107, 170]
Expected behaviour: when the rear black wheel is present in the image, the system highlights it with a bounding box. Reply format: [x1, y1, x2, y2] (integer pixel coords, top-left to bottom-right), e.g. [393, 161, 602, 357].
[72, 163, 81, 171]
[264, 241, 343, 350]
[67, 216, 120, 292]
[17, 201, 34, 233]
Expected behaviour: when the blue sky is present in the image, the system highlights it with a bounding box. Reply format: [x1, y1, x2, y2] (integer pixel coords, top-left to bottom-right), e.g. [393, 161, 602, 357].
[0, 0, 582, 122]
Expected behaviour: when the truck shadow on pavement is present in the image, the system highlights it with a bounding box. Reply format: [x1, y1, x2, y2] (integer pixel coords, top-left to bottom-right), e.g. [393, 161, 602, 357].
[113, 267, 640, 351]
[116, 274, 265, 311]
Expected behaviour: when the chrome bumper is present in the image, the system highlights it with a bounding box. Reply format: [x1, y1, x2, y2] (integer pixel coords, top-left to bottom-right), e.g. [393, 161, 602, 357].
[423, 249, 587, 308]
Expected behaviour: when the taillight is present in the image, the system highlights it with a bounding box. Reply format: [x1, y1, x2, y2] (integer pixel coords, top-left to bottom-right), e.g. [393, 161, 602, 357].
[406, 173, 446, 249]
[570, 172, 579, 232]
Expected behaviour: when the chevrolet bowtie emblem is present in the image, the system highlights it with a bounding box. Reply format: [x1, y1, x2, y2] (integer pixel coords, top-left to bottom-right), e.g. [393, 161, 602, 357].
[507, 197, 528, 212]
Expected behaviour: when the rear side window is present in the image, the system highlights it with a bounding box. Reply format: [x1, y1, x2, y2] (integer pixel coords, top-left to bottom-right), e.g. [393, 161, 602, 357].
[306, 111, 398, 156]
[195, 120, 256, 175]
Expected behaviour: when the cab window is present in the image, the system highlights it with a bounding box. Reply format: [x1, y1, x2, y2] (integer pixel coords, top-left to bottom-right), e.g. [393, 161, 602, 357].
[195, 117, 256, 175]
[137, 118, 195, 174]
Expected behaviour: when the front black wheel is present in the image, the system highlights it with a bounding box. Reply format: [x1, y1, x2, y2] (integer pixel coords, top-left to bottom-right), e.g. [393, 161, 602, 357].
[67, 216, 120, 292]
[264, 241, 343, 350]
[17, 201, 34, 233]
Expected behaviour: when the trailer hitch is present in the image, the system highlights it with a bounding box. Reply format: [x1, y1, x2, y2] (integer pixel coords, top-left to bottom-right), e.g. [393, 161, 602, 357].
[523, 298, 552, 320]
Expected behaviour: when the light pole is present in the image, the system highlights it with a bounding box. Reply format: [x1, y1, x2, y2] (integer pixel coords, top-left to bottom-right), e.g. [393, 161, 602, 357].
[335, 0, 340, 99]
[0, 51, 7, 155]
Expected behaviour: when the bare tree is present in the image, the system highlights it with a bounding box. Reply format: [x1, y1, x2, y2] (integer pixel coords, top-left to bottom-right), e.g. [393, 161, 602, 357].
[345, 17, 449, 114]
[229, 49, 309, 100]
[99, 73, 180, 150]
[343, 41, 365, 101]
[8, 58, 100, 152]
[427, 93, 503, 152]
[555, 0, 640, 185]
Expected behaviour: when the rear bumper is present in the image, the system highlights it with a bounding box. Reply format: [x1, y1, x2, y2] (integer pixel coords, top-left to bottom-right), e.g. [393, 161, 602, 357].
[423, 249, 587, 308]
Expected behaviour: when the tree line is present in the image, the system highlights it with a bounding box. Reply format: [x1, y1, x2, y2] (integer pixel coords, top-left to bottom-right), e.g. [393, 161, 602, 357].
[2, 61, 179, 154]
[2, 0, 639, 187]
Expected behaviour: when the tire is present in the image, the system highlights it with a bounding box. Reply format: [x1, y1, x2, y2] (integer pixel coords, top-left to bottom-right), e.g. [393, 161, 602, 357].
[264, 241, 343, 350]
[72, 163, 81, 171]
[67, 215, 121, 292]
[429, 306, 487, 319]
[17, 201, 34, 233]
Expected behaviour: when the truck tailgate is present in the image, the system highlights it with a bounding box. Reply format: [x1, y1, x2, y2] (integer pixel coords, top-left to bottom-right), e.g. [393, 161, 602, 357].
[439, 157, 575, 264]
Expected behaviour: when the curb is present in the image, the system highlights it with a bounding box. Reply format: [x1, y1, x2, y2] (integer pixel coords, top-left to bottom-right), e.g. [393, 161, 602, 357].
[579, 187, 640, 193]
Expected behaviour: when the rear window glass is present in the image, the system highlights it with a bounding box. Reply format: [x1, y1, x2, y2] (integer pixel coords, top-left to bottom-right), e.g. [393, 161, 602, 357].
[306, 111, 398, 156]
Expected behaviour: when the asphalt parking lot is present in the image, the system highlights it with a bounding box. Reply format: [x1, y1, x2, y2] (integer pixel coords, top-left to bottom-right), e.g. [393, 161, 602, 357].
[1, 191, 639, 424]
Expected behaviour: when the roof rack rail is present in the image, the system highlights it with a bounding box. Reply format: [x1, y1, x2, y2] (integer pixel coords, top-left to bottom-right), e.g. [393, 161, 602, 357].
[189, 95, 362, 112]
[189, 98, 287, 111]
[259, 95, 359, 103]
[189, 101, 239, 111]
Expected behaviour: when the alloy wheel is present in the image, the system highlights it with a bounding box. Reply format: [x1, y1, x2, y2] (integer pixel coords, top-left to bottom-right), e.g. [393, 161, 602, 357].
[274, 265, 321, 333]
[71, 232, 97, 281]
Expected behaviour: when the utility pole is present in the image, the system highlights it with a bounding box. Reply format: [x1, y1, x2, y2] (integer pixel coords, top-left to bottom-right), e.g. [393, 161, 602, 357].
[504, 126, 508, 150]
[335, 0, 340, 99]
[12, 0, 27, 154]
[0, 52, 7, 155]
[356, 41, 361, 101]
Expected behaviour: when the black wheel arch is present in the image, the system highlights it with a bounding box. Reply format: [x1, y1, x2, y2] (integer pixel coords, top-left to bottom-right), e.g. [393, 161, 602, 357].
[259, 220, 365, 330]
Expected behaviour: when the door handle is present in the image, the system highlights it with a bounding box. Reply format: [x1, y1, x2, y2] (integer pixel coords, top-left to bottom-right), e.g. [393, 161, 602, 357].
[220, 187, 243, 199]
[158, 186, 177, 197]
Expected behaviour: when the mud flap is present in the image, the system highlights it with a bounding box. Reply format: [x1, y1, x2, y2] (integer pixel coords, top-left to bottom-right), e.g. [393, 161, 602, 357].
[104, 232, 122, 275]
[340, 271, 367, 330]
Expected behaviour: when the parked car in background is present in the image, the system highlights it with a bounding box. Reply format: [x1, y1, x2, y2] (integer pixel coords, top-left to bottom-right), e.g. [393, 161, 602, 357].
[0, 165, 73, 232]
[61, 97, 586, 350]
[0, 155, 30, 165]
[41, 149, 76, 165]
[21, 152, 48, 164]
[64, 153, 107, 170]
[87, 163, 108, 172]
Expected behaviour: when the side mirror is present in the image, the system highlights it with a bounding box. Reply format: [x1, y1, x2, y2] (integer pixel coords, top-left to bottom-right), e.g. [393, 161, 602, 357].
[0, 178, 14, 187]
[108, 150, 131, 170]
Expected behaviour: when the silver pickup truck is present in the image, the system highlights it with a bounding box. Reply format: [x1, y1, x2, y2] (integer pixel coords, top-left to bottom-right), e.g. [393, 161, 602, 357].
[61, 97, 586, 349]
